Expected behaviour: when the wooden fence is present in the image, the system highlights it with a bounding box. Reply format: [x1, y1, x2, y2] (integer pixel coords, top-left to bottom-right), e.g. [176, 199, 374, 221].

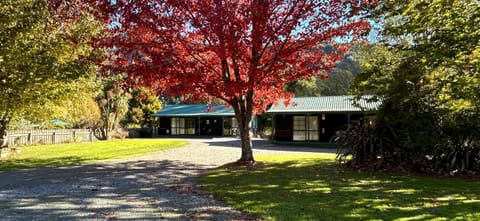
[4, 129, 97, 146]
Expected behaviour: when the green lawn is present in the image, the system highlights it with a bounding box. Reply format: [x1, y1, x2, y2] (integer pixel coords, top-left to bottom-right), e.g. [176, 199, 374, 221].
[0, 139, 188, 170]
[201, 154, 480, 221]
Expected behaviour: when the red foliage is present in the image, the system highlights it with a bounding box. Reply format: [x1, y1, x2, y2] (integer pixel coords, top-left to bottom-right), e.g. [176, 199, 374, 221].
[83, 0, 370, 115]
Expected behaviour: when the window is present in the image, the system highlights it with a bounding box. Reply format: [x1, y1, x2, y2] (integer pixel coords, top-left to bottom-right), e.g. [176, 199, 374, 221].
[308, 116, 319, 141]
[171, 118, 196, 135]
[293, 116, 306, 141]
[293, 115, 319, 141]
[185, 118, 196, 134]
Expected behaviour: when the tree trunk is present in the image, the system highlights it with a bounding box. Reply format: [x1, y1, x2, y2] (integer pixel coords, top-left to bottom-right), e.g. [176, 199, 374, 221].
[237, 113, 254, 162]
[0, 119, 8, 146]
[102, 113, 110, 140]
[0, 115, 11, 146]
[232, 92, 255, 162]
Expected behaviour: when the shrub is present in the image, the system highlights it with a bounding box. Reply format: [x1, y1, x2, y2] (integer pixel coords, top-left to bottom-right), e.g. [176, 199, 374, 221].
[335, 99, 480, 175]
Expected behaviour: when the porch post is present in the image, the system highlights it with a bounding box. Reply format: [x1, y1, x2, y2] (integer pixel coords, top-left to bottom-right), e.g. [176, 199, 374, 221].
[198, 117, 201, 136]
[271, 114, 276, 141]
[221, 116, 225, 136]
[252, 115, 257, 137]
[306, 114, 310, 143]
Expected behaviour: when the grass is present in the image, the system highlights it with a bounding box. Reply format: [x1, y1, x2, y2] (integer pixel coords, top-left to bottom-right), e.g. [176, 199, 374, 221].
[0, 139, 188, 170]
[201, 154, 480, 221]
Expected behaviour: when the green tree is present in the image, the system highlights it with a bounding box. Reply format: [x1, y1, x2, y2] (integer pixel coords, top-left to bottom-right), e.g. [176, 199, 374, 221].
[36, 77, 102, 129]
[0, 0, 102, 138]
[62, 77, 102, 129]
[95, 74, 129, 140]
[286, 77, 320, 97]
[287, 46, 361, 96]
[351, 45, 442, 165]
[124, 87, 162, 128]
[317, 69, 354, 96]
[318, 47, 362, 96]
[372, 0, 480, 116]
[345, 1, 480, 173]
[375, 0, 480, 68]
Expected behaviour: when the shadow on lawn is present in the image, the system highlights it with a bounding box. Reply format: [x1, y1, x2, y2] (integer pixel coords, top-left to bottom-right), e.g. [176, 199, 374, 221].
[0, 159, 254, 221]
[0, 156, 96, 171]
[204, 138, 336, 154]
[202, 159, 480, 221]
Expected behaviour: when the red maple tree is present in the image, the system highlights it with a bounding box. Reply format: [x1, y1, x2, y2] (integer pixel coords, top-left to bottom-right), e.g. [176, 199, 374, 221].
[84, 0, 371, 162]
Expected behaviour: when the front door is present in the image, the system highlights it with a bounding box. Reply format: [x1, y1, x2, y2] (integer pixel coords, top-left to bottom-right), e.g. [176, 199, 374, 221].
[200, 117, 223, 136]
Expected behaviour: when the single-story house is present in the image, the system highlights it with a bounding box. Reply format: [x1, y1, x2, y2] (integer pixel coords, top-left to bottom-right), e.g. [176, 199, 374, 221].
[266, 95, 380, 143]
[151, 104, 237, 136]
[151, 96, 381, 143]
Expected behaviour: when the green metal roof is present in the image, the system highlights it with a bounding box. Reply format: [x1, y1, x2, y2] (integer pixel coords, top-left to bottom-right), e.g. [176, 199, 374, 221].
[153, 96, 381, 117]
[266, 95, 381, 114]
[152, 104, 235, 117]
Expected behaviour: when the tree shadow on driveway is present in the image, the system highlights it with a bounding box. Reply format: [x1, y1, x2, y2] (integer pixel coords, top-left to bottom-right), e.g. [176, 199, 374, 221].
[0, 159, 255, 221]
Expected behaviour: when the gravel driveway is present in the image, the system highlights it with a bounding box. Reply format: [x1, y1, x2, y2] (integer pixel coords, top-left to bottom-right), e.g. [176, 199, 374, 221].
[0, 138, 333, 221]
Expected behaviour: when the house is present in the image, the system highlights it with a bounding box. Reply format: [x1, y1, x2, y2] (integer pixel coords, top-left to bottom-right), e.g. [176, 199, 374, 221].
[266, 95, 380, 143]
[151, 96, 380, 143]
[151, 104, 237, 136]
